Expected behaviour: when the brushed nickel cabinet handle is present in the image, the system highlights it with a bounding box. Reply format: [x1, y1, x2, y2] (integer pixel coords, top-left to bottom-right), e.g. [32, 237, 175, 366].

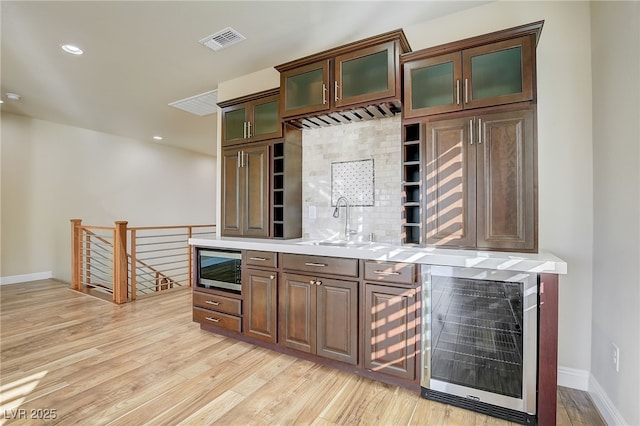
[249, 257, 267, 261]
[464, 78, 469, 104]
[469, 119, 474, 145]
[334, 81, 339, 102]
[243, 122, 247, 139]
[315, 280, 322, 286]
[247, 121, 252, 139]
[309, 280, 316, 285]
[270, 275, 275, 280]
[305, 262, 328, 267]
[205, 300, 220, 306]
[322, 84, 327, 105]
[456, 79, 460, 105]
[373, 270, 401, 276]
[205, 317, 220, 323]
[478, 118, 482, 144]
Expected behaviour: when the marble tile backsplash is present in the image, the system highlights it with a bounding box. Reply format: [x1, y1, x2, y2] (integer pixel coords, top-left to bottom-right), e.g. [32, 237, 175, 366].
[302, 116, 402, 244]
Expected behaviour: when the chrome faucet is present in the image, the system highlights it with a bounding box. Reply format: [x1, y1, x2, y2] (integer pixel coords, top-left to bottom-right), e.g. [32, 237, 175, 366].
[333, 196, 357, 240]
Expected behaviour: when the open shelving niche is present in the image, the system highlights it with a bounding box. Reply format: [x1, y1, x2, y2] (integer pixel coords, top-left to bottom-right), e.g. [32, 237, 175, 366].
[402, 122, 423, 245]
[270, 128, 302, 240]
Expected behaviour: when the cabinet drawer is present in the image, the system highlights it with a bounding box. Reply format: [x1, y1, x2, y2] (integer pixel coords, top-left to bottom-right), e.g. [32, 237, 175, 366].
[282, 253, 358, 277]
[193, 291, 242, 316]
[364, 261, 416, 285]
[244, 250, 278, 268]
[193, 307, 242, 333]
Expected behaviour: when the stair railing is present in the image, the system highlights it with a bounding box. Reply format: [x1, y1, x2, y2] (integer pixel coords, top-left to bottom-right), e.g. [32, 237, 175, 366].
[70, 219, 215, 303]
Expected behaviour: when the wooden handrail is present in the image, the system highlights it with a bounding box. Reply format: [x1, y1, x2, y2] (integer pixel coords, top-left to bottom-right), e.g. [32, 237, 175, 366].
[71, 219, 215, 303]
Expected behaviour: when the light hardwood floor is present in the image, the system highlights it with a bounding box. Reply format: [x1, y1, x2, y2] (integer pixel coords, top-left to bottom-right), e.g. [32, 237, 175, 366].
[1, 280, 605, 425]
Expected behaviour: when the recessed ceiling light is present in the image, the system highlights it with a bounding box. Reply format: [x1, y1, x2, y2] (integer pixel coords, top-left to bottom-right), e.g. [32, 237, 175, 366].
[6, 92, 21, 101]
[152, 136, 163, 141]
[61, 44, 83, 55]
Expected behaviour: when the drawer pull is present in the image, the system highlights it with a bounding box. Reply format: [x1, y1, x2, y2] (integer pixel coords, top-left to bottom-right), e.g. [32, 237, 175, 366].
[373, 270, 402, 276]
[205, 317, 220, 323]
[205, 300, 221, 306]
[315, 280, 322, 286]
[304, 262, 327, 267]
[249, 257, 268, 261]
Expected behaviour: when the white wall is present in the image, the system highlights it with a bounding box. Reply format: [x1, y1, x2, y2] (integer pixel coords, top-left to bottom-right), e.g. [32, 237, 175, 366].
[0, 113, 216, 283]
[590, 2, 640, 425]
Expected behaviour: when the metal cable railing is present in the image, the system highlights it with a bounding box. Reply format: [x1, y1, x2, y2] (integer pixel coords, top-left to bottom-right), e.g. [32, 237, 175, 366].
[71, 220, 215, 303]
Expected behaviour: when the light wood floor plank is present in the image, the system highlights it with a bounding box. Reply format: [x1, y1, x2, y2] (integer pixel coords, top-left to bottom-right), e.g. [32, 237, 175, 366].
[0, 280, 606, 425]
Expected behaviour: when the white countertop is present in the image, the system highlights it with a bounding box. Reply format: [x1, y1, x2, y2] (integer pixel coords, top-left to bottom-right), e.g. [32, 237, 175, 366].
[189, 237, 567, 275]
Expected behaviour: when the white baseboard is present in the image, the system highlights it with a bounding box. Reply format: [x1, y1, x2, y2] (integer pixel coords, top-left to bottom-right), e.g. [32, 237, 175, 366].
[558, 366, 590, 390]
[589, 375, 628, 426]
[558, 367, 628, 425]
[0, 271, 53, 285]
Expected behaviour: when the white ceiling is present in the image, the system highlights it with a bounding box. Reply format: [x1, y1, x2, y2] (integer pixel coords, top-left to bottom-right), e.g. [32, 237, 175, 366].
[1, 1, 488, 157]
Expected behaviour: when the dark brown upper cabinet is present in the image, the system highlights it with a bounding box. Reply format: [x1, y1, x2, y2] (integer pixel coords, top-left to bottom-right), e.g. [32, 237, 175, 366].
[402, 22, 542, 119]
[219, 89, 282, 147]
[276, 30, 411, 129]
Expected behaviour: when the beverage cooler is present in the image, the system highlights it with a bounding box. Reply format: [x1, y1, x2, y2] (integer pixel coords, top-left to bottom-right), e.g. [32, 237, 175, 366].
[420, 265, 538, 425]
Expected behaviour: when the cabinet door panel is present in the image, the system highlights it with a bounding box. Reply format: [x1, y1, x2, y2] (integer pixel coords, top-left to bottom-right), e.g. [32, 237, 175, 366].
[364, 284, 417, 380]
[476, 108, 535, 251]
[335, 42, 395, 107]
[243, 145, 270, 238]
[425, 117, 476, 247]
[243, 269, 277, 343]
[281, 60, 330, 118]
[222, 105, 247, 146]
[221, 148, 243, 236]
[316, 278, 358, 365]
[252, 99, 279, 138]
[463, 36, 534, 109]
[280, 273, 316, 353]
[403, 52, 462, 118]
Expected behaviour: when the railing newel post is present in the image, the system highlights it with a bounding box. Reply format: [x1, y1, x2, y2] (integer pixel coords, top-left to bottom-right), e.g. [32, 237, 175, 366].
[113, 221, 128, 304]
[131, 229, 137, 301]
[70, 219, 82, 290]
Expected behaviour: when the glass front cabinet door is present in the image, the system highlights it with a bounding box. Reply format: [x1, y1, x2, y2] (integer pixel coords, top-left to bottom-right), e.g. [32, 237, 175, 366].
[403, 35, 534, 118]
[221, 92, 282, 146]
[403, 52, 463, 118]
[280, 60, 330, 118]
[462, 36, 534, 110]
[334, 41, 396, 108]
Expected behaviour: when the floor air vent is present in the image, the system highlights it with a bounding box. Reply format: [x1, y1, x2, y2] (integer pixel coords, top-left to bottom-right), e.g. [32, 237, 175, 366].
[199, 27, 246, 51]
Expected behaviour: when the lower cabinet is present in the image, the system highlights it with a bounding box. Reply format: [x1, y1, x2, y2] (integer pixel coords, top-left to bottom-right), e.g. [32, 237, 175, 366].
[192, 290, 243, 333]
[279, 272, 358, 365]
[243, 268, 277, 343]
[363, 283, 418, 380]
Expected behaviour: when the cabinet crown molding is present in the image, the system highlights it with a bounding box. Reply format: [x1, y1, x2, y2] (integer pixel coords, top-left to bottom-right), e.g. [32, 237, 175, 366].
[401, 20, 543, 63]
[275, 29, 411, 72]
[217, 87, 280, 109]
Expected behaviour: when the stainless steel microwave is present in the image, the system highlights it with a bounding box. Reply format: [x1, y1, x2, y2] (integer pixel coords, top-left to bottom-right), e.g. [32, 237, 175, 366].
[196, 248, 242, 294]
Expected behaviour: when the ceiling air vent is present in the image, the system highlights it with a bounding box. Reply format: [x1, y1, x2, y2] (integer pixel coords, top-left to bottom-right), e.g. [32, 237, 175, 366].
[169, 89, 218, 116]
[199, 27, 246, 51]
